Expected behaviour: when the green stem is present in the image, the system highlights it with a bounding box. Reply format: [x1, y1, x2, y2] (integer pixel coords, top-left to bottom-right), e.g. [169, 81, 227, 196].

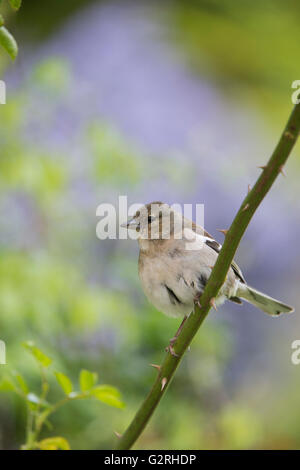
[34, 366, 49, 429]
[34, 393, 87, 438]
[22, 393, 87, 450]
[116, 103, 300, 450]
[23, 404, 35, 450]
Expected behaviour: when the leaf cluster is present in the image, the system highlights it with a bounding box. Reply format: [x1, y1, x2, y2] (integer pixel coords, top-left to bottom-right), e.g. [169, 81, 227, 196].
[0, 341, 125, 450]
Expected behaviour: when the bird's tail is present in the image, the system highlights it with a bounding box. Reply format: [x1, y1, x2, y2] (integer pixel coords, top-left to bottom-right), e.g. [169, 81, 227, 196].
[236, 283, 294, 316]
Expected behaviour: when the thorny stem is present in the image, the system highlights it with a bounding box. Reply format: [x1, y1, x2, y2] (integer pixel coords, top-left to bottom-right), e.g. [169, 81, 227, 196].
[116, 103, 300, 450]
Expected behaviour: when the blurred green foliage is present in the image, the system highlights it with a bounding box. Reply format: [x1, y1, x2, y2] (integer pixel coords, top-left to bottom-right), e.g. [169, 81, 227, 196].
[171, 0, 300, 123]
[0, 57, 188, 448]
[0, 341, 124, 449]
[88, 122, 143, 186]
[0, 59, 244, 449]
[0, 0, 300, 450]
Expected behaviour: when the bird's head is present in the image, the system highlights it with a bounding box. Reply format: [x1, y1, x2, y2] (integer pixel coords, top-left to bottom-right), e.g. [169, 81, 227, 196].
[122, 201, 182, 241]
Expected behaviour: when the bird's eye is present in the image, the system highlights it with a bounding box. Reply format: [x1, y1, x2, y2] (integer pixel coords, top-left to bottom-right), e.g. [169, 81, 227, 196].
[148, 216, 155, 223]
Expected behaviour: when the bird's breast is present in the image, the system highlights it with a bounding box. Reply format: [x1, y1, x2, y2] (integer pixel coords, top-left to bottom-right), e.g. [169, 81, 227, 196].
[138, 253, 195, 318]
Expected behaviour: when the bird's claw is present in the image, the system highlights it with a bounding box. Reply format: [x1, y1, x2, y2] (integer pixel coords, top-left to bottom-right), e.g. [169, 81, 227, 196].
[165, 344, 178, 357]
[193, 293, 202, 312]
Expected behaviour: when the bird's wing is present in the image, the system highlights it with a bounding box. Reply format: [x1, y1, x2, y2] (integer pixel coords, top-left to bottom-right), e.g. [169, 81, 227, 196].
[192, 222, 246, 284]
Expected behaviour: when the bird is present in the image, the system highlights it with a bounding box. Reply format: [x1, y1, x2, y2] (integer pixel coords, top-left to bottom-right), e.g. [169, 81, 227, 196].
[121, 201, 294, 356]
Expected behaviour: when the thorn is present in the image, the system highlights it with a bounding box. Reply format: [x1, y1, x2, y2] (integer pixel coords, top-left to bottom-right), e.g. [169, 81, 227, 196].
[114, 431, 122, 438]
[217, 229, 228, 236]
[247, 184, 252, 194]
[210, 297, 218, 311]
[279, 165, 286, 177]
[258, 165, 266, 170]
[242, 203, 250, 212]
[161, 377, 167, 391]
[150, 363, 161, 371]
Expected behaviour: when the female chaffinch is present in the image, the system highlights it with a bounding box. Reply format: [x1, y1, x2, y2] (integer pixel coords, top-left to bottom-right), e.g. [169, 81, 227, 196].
[122, 201, 293, 354]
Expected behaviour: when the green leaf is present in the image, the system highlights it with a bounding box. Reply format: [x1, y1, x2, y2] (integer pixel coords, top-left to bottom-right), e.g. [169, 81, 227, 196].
[13, 372, 29, 394]
[54, 371, 73, 395]
[22, 341, 52, 368]
[0, 26, 18, 60]
[37, 436, 70, 450]
[79, 369, 98, 392]
[0, 378, 17, 392]
[0, 15, 4, 27]
[0, 372, 29, 395]
[90, 385, 125, 409]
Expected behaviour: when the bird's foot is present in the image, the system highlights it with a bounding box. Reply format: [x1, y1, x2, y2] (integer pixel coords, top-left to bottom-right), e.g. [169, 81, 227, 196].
[165, 315, 189, 357]
[193, 292, 202, 312]
[165, 343, 178, 357]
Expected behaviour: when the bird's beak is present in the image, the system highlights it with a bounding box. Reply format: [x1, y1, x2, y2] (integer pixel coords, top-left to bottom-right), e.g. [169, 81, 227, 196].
[120, 217, 139, 230]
